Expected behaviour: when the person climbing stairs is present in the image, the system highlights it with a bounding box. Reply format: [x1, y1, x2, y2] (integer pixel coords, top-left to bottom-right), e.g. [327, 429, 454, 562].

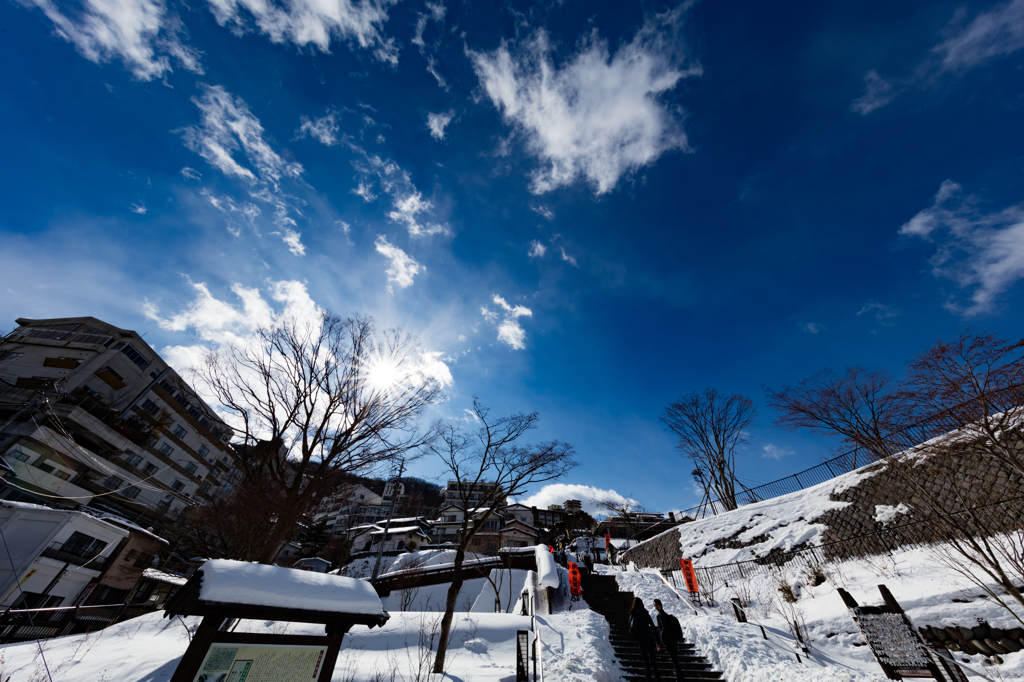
[585, 572, 723, 682]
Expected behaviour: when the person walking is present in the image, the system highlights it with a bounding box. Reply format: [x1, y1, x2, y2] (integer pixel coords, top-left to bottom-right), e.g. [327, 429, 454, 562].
[653, 599, 684, 682]
[583, 552, 594, 576]
[628, 597, 661, 681]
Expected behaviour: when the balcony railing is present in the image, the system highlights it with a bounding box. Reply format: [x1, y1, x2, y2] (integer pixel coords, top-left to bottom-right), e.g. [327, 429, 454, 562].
[39, 541, 109, 570]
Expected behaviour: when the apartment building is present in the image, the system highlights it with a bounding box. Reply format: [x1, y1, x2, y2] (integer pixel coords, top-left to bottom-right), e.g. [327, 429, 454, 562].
[442, 480, 506, 507]
[0, 317, 235, 530]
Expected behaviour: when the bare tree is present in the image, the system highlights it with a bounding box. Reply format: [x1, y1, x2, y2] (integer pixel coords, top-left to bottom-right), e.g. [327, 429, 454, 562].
[662, 389, 756, 511]
[597, 499, 646, 550]
[900, 332, 1024, 477]
[196, 312, 442, 564]
[765, 367, 908, 463]
[429, 398, 577, 673]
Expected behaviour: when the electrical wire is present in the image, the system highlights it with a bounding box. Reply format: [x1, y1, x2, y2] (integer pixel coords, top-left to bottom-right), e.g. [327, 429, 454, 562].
[0, 522, 55, 682]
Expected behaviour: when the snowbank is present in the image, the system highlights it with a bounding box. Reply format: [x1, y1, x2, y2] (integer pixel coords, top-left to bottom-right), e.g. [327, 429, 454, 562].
[198, 559, 385, 615]
[535, 544, 559, 588]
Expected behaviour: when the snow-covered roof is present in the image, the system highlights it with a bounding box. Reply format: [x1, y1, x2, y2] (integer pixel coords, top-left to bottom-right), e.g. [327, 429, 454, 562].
[370, 526, 428, 535]
[534, 545, 559, 589]
[196, 560, 386, 616]
[142, 568, 188, 586]
[93, 513, 169, 544]
[0, 500, 53, 511]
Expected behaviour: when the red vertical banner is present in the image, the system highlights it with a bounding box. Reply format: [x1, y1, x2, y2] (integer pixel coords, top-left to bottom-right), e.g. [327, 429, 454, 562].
[604, 534, 611, 551]
[679, 558, 699, 594]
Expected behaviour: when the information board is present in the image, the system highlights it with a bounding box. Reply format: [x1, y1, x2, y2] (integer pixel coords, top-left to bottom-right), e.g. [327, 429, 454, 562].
[193, 644, 329, 682]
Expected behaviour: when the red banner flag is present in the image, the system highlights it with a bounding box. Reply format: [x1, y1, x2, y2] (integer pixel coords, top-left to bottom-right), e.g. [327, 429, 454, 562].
[604, 534, 611, 551]
[679, 558, 699, 594]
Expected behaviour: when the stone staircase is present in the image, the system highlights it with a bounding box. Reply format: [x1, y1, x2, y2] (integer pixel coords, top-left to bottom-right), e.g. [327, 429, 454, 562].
[585, 572, 723, 682]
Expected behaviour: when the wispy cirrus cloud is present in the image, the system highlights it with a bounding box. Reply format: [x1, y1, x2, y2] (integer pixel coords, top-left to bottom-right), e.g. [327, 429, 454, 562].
[294, 110, 340, 146]
[528, 240, 546, 258]
[857, 302, 900, 325]
[559, 247, 578, 267]
[853, 0, 1024, 114]
[427, 111, 455, 140]
[375, 235, 423, 292]
[469, 6, 700, 194]
[762, 444, 793, 460]
[207, 0, 400, 65]
[481, 294, 533, 350]
[351, 149, 450, 236]
[801, 322, 823, 334]
[180, 84, 306, 255]
[22, 0, 203, 80]
[901, 179, 1024, 315]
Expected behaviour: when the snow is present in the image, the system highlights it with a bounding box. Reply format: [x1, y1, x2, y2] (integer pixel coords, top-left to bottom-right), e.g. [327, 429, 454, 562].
[626, 463, 880, 568]
[198, 559, 385, 616]
[873, 503, 911, 525]
[535, 544, 559, 588]
[142, 568, 188, 586]
[370, 525, 426, 535]
[0, 499, 56, 511]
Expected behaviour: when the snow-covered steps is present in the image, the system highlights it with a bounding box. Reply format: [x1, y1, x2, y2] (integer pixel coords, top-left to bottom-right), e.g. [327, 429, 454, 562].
[586, 572, 724, 681]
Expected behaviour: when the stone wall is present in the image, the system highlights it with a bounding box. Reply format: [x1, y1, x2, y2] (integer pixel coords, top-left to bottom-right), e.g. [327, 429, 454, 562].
[621, 431, 1024, 570]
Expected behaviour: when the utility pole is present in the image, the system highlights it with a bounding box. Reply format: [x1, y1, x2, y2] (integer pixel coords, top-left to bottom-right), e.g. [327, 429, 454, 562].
[371, 458, 405, 582]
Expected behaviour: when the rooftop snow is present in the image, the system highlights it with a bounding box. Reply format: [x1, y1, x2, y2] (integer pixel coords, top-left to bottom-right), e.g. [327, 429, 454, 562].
[197, 560, 386, 616]
[142, 568, 188, 586]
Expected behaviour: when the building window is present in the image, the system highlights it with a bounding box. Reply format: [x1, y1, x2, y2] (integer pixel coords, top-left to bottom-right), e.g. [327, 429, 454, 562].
[123, 454, 142, 467]
[133, 553, 153, 568]
[198, 481, 211, 494]
[171, 425, 186, 439]
[171, 479, 185, 492]
[159, 379, 177, 396]
[124, 549, 137, 561]
[62, 531, 106, 558]
[117, 342, 151, 370]
[54, 470, 70, 481]
[142, 462, 158, 475]
[140, 399, 160, 417]
[123, 486, 140, 499]
[198, 446, 209, 458]
[12, 451, 29, 462]
[0, 352, 23, 363]
[156, 500, 171, 514]
[157, 443, 174, 456]
[185, 462, 197, 475]
[102, 476, 124, 490]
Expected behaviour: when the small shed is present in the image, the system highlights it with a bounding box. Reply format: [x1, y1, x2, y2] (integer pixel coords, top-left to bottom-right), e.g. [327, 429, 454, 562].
[293, 556, 332, 573]
[165, 559, 389, 682]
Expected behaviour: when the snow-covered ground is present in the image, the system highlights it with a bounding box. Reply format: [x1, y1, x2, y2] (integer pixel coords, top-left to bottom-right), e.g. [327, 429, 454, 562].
[0, 563, 618, 682]
[606, 543, 1024, 681]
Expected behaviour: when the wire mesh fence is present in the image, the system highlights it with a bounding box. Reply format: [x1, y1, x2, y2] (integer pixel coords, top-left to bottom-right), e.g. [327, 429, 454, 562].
[658, 496, 1024, 595]
[677, 387, 1024, 522]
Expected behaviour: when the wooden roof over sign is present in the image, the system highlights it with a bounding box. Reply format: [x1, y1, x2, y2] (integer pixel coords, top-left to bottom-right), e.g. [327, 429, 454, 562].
[164, 559, 390, 628]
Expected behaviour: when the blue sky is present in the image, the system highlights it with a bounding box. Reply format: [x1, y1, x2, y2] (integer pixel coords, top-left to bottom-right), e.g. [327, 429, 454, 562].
[3, 0, 1024, 514]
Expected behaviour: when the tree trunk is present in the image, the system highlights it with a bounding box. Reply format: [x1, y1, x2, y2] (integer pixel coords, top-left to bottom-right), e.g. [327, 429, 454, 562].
[432, 539, 468, 673]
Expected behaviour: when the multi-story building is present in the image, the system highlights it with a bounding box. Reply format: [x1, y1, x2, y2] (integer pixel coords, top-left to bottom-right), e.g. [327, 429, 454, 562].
[313, 484, 385, 537]
[442, 480, 506, 507]
[0, 317, 235, 530]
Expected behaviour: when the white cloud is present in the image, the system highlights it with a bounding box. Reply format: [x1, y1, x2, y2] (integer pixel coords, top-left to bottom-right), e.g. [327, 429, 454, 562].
[352, 151, 449, 236]
[559, 247, 578, 267]
[516, 484, 639, 517]
[206, 0, 400, 65]
[375, 235, 423, 292]
[850, 70, 898, 115]
[857, 302, 900, 325]
[24, 0, 203, 80]
[469, 7, 699, 194]
[528, 240, 546, 258]
[427, 111, 455, 140]
[801, 322, 823, 334]
[483, 294, 532, 350]
[762, 444, 793, 460]
[294, 110, 340, 146]
[532, 205, 554, 220]
[130, 202, 147, 215]
[144, 278, 316, 353]
[901, 179, 1024, 315]
[181, 84, 302, 186]
[181, 167, 202, 181]
[181, 85, 307, 255]
[934, 0, 1024, 71]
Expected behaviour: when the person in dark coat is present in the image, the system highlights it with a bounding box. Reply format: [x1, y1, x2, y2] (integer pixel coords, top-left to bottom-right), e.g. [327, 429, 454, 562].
[653, 599, 684, 681]
[628, 597, 661, 681]
[583, 553, 594, 576]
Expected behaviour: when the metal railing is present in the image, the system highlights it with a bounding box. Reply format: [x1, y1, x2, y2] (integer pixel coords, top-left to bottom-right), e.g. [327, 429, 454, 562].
[39, 541, 111, 570]
[674, 388, 1024, 522]
[658, 496, 1024, 591]
[0, 602, 156, 644]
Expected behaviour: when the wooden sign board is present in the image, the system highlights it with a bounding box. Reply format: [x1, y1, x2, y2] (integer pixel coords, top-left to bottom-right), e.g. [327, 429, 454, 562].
[195, 643, 328, 682]
[838, 585, 967, 682]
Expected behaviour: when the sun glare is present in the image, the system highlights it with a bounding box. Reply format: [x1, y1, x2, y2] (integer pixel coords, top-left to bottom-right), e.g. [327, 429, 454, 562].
[365, 357, 403, 392]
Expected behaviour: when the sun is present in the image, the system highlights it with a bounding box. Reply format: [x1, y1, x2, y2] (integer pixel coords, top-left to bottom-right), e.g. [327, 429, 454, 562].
[365, 356, 403, 392]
